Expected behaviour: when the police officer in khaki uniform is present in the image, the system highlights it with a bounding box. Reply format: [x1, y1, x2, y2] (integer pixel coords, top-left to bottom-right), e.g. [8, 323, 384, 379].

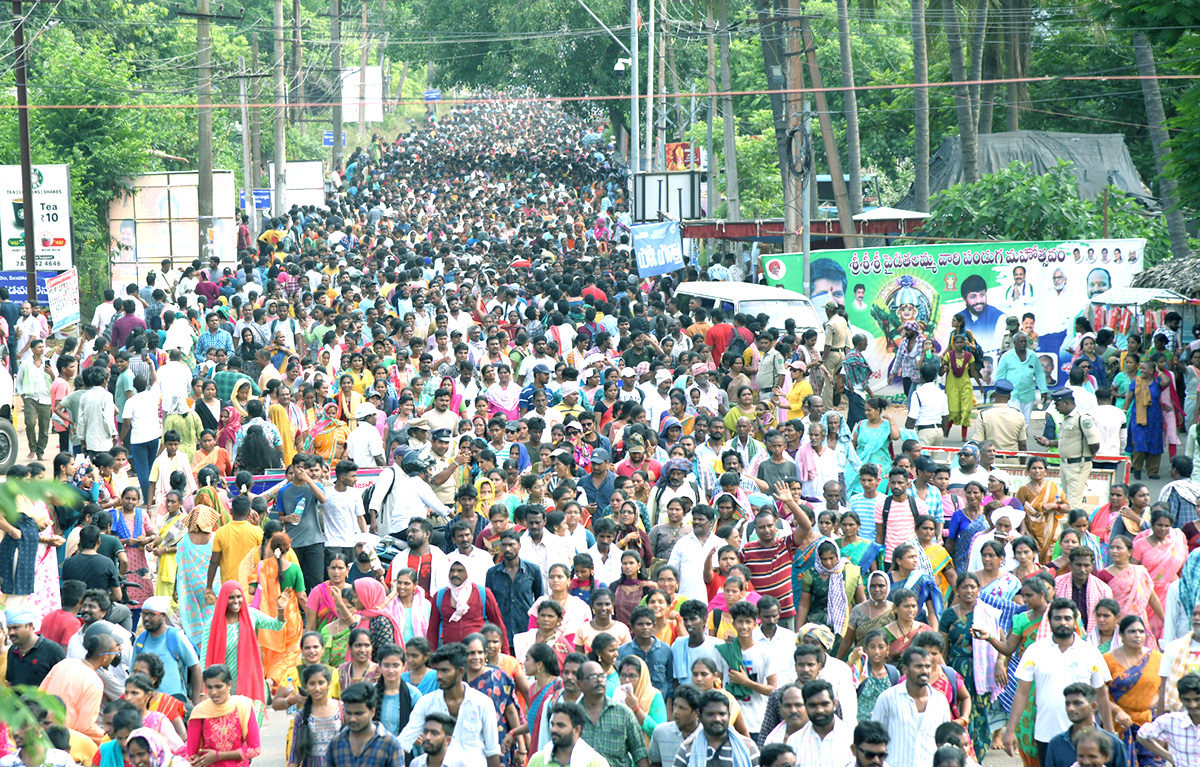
[974, 378, 1028, 451]
[426, 427, 465, 505]
[821, 303, 849, 403]
[1041, 388, 1100, 510]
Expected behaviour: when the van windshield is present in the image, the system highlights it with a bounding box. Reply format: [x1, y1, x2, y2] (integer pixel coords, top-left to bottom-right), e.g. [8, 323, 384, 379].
[739, 299, 820, 331]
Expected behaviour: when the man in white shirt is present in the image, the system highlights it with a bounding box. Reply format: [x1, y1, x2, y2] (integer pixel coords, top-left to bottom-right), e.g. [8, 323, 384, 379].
[871, 646, 950, 766]
[786, 680, 854, 767]
[519, 507, 574, 584]
[642, 370, 675, 429]
[753, 597, 799, 686]
[321, 460, 368, 561]
[345, 403, 385, 468]
[446, 520, 495, 585]
[412, 713, 473, 767]
[1091, 386, 1127, 458]
[587, 518, 624, 586]
[1065, 365, 1098, 412]
[904, 364, 949, 446]
[370, 458, 448, 538]
[90, 291, 118, 336]
[399, 644, 502, 767]
[156, 349, 192, 407]
[667, 506, 722, 602]
[1002, 598, 1114, 757]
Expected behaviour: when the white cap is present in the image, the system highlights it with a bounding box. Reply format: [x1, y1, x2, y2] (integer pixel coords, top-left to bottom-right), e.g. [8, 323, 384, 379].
[354, 402, 379, 419]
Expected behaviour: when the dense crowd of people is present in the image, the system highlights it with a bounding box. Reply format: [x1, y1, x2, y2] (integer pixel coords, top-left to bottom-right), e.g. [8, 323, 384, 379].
[1, 96, 1200, 767]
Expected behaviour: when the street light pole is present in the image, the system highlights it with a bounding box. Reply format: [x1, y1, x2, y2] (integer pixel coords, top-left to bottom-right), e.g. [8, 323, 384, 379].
[13, 0, 36, 298]
[630, 0, 639, 176]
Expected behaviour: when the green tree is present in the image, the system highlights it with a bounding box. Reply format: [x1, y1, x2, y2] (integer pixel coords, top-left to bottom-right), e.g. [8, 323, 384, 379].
[917, 160, 1170, 265]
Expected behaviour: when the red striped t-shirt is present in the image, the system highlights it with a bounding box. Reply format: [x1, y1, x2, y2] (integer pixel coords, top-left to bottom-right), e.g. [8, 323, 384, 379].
[740, 535, 798, 617]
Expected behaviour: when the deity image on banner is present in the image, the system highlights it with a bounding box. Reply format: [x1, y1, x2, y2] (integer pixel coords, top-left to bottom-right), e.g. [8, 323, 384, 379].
[870, 274, 940, 353]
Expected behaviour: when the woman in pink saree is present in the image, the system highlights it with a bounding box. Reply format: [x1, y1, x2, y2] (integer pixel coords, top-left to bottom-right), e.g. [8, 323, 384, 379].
[1132, 509, 1188, 639]
[1098, 535, 1162, 636]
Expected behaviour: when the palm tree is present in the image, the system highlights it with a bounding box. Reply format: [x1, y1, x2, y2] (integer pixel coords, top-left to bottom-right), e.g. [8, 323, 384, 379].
[835, 0, 863, 214]
[1132, 33, 1189, 259]
[941, 0, 979, 182]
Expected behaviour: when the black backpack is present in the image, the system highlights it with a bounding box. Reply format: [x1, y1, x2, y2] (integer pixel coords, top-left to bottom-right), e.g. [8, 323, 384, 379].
[726, 332, 750, 361]
[880, 495, 920, 533]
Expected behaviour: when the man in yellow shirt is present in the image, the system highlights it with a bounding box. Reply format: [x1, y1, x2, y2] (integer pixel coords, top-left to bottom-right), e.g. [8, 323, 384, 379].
[205, 495, 263, 601]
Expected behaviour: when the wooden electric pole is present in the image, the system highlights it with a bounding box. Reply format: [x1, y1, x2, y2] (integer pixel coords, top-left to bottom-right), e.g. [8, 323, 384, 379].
[331, 0, 343, 168]
[251, 34, 262, 187]
[358, 0, 367, 140]
[273, 0, 286, 216]
[799, 16, 857, 247]
[12, 0, 36, 296]
[198, 0, 214, 257]
[292, 0, 304, 125]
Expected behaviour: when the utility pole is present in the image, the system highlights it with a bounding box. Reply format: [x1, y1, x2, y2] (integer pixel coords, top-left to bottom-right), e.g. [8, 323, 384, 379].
[331, 0, 343, 169]
[778, 0, 803, 256]
[292, 0, 304, 126]
[273, 0, 286, 216]
[656, 0, 666, 167]
[801, 102, 812, 292]
[718, 0, 739, 220]
[358, 0, 367, 140]
[239, 56, 256, 234]
[799, 17, 856, 247]
[12, 0, 35, 297]
[644, 0, 654, 171]
[197, 0, 214, 260]
[629, 0, 639, 175]
[705, 2, 715, 217]
[250, 34, 262, 187]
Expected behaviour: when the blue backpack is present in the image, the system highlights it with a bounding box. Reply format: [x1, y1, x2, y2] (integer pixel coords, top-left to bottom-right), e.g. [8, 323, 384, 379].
[134, 627, 194, 689]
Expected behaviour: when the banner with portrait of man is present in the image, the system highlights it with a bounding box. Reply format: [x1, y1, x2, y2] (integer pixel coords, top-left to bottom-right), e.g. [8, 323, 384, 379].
[761, 239, 1146, 397]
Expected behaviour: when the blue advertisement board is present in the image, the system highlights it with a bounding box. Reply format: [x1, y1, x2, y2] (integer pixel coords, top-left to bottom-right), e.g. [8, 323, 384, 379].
[631, 221, 685, 277]
[0, 271, 54, 303]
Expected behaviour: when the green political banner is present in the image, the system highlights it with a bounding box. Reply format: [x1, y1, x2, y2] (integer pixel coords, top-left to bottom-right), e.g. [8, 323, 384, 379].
[761, 239, 1146, 396]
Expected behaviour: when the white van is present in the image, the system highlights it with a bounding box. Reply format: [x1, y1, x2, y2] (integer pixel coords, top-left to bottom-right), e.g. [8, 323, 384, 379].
[674, 281, 825, 345]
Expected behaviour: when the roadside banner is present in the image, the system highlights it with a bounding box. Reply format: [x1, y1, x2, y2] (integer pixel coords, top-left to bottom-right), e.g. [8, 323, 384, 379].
[632, 220, 685, 277]
[45, 267, 80, 332]
[762, 239, 1146, 396]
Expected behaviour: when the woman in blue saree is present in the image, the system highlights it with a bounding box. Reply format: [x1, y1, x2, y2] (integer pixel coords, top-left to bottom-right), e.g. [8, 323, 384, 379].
[851, 398, 897, 477]
[947, 480, 990, 577]
[837, 511, 882, 573]
[887, 543, 942, 624]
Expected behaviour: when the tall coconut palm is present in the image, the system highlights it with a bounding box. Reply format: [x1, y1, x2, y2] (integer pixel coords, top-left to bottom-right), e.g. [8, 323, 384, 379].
[941, 0, 979, 182]
[1133, 33, 1189, 260]
[835, 0, 863, 214]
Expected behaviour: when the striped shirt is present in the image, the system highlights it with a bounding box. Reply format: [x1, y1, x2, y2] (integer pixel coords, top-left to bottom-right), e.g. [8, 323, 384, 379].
[875, 493, 919, 562]
[740, 534, 799, 617]
[870, 684, 950, 767]
[847, 493, 884, 544]
[1138, 712, 1200, 765]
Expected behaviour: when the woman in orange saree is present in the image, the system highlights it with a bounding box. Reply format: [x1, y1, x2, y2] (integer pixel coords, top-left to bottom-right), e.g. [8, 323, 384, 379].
[301, 401, 351, 464]
[1132, 510, 1188, 639]
[1103, 615, 1164, 767]
[252, 531, 307, 685]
